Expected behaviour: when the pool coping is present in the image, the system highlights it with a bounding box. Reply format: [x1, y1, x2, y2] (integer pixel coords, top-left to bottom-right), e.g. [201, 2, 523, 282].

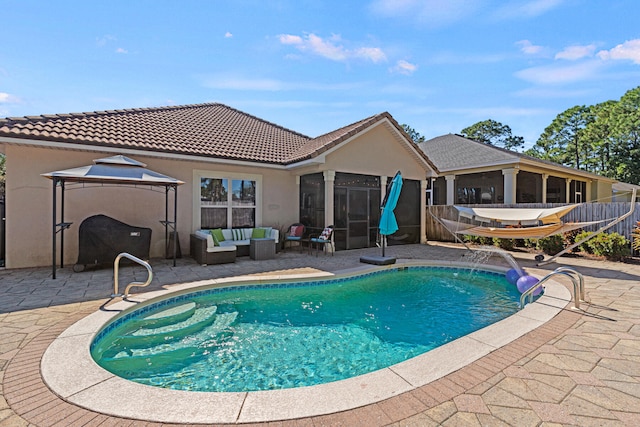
[40, 260, 572, 424]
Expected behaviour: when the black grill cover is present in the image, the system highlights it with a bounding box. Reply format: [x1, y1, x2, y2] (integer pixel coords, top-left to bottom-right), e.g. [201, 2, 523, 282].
[75, 214, 152, 268]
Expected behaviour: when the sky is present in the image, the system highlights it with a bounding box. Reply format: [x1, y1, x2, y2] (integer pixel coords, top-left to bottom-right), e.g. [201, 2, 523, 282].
[1, 0, 639, 149]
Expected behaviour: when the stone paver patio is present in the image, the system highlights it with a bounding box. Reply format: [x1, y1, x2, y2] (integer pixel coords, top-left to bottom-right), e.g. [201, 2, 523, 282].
[1, 242, 639, 426]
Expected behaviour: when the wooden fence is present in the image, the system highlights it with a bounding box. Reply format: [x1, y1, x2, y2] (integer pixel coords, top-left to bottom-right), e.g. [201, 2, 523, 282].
[426, 202, 640, 243]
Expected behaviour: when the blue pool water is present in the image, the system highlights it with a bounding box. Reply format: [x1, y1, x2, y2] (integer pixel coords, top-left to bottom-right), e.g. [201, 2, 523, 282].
[91, 266, 521, 392]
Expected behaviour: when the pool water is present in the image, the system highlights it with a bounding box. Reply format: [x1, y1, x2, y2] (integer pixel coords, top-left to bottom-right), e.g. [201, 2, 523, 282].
[91, 267, 520, 392]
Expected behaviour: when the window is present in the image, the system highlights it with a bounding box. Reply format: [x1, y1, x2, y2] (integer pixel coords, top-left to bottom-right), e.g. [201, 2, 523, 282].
[197, 172, 260, 229]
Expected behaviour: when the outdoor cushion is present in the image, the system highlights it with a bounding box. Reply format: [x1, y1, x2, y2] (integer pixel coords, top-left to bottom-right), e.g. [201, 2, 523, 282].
[252, 228, 266, 238]
[319, 227, 332, 240]
[206, 245, 236, 253]
[290, 225, 304, 237]
[210, 228, 225, 246]
[220, 240, 244, 248]
[195, 230, 215, 248]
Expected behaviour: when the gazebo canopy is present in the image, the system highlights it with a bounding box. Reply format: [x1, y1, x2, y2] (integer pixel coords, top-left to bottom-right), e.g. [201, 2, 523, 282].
[43, 155, 184, 279]
[42, 155, 184, 186]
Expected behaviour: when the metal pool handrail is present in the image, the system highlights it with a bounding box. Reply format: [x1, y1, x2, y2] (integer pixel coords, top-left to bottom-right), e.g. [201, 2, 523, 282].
[112, 252, 153, 298]
[520, 266, 585, 310]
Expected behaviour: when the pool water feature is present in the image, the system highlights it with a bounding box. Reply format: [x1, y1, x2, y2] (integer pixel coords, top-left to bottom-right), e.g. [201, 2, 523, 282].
[91, 266, 521, 392]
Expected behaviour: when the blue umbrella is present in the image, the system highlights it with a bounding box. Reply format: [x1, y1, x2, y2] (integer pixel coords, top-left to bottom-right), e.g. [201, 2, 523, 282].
[379, 171, 403, 256]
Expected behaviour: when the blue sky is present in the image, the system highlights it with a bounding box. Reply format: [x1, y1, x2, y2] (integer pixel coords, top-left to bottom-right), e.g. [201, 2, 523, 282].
[1, 0, 638, 149]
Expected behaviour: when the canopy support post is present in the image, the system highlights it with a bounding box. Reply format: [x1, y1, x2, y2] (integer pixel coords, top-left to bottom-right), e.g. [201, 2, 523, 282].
[52, 178, 57, 279]
[161, 184, 178, 267]
[51, 178, 72, 279]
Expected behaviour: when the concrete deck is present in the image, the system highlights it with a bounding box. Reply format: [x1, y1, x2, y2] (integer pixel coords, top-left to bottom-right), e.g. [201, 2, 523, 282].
[1, 242, 640, 426]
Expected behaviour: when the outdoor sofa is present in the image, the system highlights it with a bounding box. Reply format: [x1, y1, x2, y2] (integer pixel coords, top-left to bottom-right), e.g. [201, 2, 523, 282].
[190, 227, 279, 265]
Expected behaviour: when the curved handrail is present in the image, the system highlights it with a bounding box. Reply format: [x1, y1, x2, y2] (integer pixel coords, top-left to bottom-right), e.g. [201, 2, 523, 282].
[519, 266, 584, 310]
[552, 266, 585, 302]
[112, 252, 153, 298]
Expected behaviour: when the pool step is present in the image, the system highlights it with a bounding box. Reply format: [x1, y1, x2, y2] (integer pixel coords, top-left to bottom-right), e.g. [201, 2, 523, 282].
[98, 311, 240, 371]
[116, 306, 219, 349]
[100, 345, 204, 373]
[130, 302, 197, 329]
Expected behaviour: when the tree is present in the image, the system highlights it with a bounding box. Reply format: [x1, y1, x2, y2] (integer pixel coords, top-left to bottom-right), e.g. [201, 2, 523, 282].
[532, 105, 593, 169]
[582, 100, 617, 176]
[610, 86, 640, 183]
[460, 119, 525, 150]
[401, 124, 426, 144]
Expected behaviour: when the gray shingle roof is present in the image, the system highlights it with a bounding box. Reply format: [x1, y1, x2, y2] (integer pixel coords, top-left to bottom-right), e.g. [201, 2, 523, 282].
[418, 133, 612, 181]
[0, 103, 435, 170]
[417, 133, 518, 171]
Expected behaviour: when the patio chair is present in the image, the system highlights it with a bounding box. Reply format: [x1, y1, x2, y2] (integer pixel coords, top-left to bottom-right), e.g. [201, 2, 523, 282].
[309, 225, 334, 256]
[284, 223, 306, 252]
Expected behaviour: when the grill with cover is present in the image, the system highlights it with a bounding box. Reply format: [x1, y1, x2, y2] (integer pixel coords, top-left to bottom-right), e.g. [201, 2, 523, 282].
[74, 214, 152, 272]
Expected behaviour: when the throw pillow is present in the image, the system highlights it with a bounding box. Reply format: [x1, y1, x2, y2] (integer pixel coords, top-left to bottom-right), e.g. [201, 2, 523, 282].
[319, 227, 332, 240]
[210, 228, 225, 246]
[290, 225, 303, 237]
[251, 228, 266, 238]
[232, 229, 244, 241]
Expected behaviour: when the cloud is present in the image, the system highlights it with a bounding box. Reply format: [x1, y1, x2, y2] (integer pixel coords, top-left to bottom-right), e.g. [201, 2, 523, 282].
[555, 44, 597, 60]
[516, 40, 545, 55]
[515, 61, 603, 85]
[369, 0, 481, 27]
[494, 0, 565, 19]
[597, 39, 640, 64]
[0, 92, 19, 104]
[391, 60, 418, 75]
[115, 47, 128, 54]
[278, 33, 386, 63]
[224, 32, 233, 38]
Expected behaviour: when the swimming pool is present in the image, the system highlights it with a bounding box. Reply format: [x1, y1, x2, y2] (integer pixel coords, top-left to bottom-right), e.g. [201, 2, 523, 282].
[91, 266, 521, 392]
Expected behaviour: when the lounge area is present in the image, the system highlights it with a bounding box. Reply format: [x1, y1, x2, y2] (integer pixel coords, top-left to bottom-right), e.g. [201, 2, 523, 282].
[190, 227, 279, 264]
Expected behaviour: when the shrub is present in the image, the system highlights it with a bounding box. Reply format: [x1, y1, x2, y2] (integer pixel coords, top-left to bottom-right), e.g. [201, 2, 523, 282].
[463, 235, 492, 246]
[535, 235, 565, 255]
[583, 232, 630, 260]
[632, 221, 640, 253]
[563, 227, 583, 252]
[492, 238, 515, 250]
[574, 231, 594, 253]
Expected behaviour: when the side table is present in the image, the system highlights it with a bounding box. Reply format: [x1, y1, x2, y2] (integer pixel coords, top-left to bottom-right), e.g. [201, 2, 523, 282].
[250, 238, 276, 260]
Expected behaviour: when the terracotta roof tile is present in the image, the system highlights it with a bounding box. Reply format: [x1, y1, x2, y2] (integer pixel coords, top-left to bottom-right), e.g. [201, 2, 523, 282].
[0, 103, 434, 170]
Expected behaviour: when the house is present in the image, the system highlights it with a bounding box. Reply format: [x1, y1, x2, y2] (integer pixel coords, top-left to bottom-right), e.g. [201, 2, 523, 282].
[418, 134, 616, 206]
[0, 103, 437, 269]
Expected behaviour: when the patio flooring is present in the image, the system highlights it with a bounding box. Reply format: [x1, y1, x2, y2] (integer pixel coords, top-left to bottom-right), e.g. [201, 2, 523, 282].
[1, 242, 639, 426]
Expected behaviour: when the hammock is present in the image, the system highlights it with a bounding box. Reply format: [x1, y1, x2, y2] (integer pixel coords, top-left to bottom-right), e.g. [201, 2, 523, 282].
[439, 218, 601, 239]
[432, 188, 637, 265]
[440, 204, 603, 239]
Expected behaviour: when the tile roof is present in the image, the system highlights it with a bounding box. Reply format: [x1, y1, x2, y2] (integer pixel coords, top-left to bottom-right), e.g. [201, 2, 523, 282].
[0, 103, 436, 171]
[0, 103, 312, 165]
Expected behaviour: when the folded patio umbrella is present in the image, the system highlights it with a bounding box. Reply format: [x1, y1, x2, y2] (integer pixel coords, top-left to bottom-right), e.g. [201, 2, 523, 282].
[379, 171, 403, 257]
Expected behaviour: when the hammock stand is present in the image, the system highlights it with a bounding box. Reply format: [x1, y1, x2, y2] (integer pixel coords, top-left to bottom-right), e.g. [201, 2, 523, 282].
[431, 188, 636, 266]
